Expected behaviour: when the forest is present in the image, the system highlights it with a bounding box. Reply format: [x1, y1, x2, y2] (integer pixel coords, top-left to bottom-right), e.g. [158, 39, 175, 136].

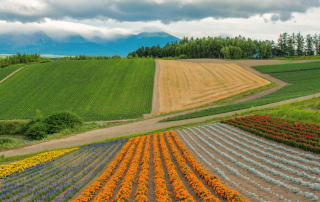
[128, 32, 320, 59]
[0, 53, 46, 68]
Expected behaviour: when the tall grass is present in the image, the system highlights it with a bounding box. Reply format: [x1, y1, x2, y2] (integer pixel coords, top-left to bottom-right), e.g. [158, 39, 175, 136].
[0, 121, 28, 135]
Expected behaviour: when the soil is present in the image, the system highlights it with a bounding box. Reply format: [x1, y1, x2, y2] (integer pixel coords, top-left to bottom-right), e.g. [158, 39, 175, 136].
[157, 60, 270, 114]
[178, 126, 318, 202]
[3, 59, 320, 158]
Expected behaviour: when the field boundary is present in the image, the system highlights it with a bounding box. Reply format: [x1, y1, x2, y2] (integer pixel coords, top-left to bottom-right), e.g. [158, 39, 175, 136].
[0, 65, 28, 84]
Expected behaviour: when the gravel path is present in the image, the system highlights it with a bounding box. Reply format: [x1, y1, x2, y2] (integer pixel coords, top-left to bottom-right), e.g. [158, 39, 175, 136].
[2, 59, 320, 157]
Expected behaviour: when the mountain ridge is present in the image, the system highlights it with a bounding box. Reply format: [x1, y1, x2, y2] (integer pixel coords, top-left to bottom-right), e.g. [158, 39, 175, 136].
[0, 31, 180, 56]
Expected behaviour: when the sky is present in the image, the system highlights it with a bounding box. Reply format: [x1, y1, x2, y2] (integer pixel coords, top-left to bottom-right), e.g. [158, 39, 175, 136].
[0, 0, 320, 41]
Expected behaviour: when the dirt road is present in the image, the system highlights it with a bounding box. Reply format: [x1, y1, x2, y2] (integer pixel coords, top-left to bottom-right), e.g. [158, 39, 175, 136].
[2, 59, 320, 157]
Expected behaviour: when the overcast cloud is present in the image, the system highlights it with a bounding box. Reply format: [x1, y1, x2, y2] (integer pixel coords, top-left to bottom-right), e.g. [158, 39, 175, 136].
[1, 0, 319, 23]
[0, 0, 320, 41]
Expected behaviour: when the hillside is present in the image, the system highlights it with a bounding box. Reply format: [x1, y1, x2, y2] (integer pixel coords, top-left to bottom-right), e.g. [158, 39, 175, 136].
[0, 32, 180, 57]
[0, 59, 155, 121]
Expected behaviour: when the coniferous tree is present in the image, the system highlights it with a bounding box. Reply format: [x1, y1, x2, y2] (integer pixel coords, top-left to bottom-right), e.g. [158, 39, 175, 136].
[296, 32, 305, 56]
[313, 34, 319, 55]
[305, 34, 314, 56]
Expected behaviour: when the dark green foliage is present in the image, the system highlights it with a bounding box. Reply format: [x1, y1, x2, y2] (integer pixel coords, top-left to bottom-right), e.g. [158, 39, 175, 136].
[42, 111, 83, 134]
[252, 61, 320, 73]
[0, 121, 28, 135]
[26, 111, 82, 139]
[0, 59, 155, 121]
[0, 64, 25, 81]
[26, 122, 48, 140]
[160, 65, 320, 122]
[0, 52, 43, 68]
[178, 54, 188, 59]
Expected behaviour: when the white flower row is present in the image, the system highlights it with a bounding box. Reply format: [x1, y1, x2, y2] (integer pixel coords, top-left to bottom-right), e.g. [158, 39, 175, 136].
[212, 124, 320, 174]
[196, 127, 320, 190]
[202, 125, 320, 182]
[216, 123, 320, 163]
[188, 128, 319, 200]
[178, 129, 300, 202]
[176, 130, 230, 181]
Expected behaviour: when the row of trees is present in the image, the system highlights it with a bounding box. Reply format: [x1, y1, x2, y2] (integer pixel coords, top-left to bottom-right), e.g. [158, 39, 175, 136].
[128, 32, 320, 59]
[0, 53, 44, 68]
[60, 54, 123, 61]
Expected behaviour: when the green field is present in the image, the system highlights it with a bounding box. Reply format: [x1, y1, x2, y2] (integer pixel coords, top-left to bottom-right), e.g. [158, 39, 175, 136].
[0, 64, 25, 81]
[252, 61, 320, 73]
[161, 62, 320, 122]
[0, 59, 155, 121]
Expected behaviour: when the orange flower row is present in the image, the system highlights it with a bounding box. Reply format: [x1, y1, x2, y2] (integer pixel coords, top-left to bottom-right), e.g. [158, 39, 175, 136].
[112, 136, 147, 202]
[158, 132, 195, 202]
[170, 130, 249, 202]
[153, 133, 172, 202]
[70, 139, 135, 202]
[164, 131, 220, 202]
[92, 137, 142, 202]
[133, 135, 152, 202]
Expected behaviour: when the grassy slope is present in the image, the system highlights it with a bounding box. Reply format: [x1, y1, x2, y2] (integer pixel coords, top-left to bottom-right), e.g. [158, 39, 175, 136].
[161, 62, 320, 122]
[252, 61, 320, 73]
[0, 64, 25, 81]
[0, 59, 155, 121]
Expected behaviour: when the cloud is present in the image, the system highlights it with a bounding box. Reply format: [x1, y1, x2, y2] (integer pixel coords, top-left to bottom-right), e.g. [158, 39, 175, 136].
[0, 0, 319, 23]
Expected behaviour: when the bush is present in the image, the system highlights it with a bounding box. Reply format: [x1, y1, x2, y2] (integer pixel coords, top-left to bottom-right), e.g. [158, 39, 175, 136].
[41, 111, 83, 134]
[26, 122, 48, 140]
[0, 121, 28, 135]
[178, 54, 188, 59]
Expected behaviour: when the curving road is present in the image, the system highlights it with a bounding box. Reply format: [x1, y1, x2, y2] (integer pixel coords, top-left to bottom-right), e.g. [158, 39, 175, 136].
[2, 59, 320, 157]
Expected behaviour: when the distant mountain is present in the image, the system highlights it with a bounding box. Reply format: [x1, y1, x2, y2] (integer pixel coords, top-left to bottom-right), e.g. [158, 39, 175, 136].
[0, 31, 180, 57]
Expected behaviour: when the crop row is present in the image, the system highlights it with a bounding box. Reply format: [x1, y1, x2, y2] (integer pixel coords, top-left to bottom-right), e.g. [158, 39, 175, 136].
[0, 59, 155, 121]
[160, 66, 320, 122]
[0, 140, 125, 202]
[186, 125, 320, 200]
[252, 61, 320, 73]
[178, 128, 307, 202]
[0, 148, 77, 179]
[222, 115, 320, 153]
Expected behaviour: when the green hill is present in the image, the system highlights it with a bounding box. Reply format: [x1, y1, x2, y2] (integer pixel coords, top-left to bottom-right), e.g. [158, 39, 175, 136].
[0, 59, 155, 121]
[0, 64, 25, 81]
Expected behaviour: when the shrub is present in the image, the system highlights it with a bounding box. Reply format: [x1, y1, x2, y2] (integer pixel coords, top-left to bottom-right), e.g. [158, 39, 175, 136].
[26, 122, 48, 140]
[41, 111, 83, 134]
[0, 121, 28, 135]
[178, 54, 188, 59]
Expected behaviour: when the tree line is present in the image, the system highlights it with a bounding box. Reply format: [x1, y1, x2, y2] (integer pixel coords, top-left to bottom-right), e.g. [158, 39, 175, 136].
[59, 54, 122, 61]
[128, 32, 320, 59]
[0, 53, 46, 68]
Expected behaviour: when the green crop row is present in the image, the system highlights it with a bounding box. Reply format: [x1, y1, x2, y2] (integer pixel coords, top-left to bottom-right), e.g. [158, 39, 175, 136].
[160, 67, 320, 122]
[0, 64, 25, 81]
[0, 59, 155, 121]
[252, 61, 320, 73]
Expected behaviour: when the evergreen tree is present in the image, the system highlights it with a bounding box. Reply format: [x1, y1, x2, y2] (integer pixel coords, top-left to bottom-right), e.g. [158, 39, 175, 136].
[296, 32, 305, 56]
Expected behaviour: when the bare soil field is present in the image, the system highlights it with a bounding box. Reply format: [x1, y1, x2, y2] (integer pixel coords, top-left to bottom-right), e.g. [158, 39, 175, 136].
[157, 60, 270, 114]
[179, 123, 320, 202]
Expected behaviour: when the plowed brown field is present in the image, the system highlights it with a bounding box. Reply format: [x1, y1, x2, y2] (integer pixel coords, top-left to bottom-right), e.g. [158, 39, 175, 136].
[158, 60, 270, 113]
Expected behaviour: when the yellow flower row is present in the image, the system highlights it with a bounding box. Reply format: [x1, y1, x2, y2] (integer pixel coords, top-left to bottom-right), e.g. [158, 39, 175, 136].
[133, 135, 151, 202]
[92, 137, 141, 202]
[112, 136, 147, 202]
[164, 131, 220, 202]
[170, 130, 249, 202]
[153, 133, 172, 202]
[71, 138, 135, 202]
[0, 148, 77, 179]
[159, 132, 195, 202]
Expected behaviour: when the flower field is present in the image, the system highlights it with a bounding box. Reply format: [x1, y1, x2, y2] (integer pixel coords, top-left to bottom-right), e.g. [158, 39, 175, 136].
[0, 139, 125, 201]
[2, 121, 320, 201]
[221, 115, 320, 153]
